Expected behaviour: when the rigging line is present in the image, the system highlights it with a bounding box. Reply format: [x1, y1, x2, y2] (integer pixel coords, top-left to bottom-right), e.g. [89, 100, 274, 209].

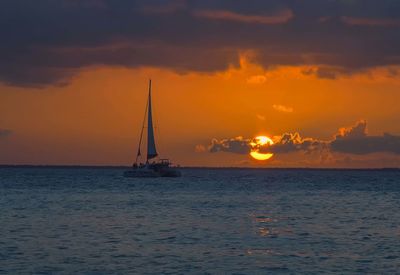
[135, 88, 149, 165]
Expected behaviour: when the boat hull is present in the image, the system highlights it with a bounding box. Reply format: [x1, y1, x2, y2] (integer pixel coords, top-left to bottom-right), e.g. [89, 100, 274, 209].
[123, 167, 181, 178]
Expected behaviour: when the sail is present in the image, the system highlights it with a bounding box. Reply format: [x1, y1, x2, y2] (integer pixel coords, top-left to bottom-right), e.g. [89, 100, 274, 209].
[147, 80, 158, 160]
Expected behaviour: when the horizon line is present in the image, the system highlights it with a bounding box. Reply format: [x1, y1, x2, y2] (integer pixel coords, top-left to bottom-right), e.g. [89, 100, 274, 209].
[0, 164, 399, 171]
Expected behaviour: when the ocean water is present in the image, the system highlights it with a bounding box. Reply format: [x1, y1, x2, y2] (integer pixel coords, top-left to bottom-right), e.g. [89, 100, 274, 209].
[1, 167, 400, 274]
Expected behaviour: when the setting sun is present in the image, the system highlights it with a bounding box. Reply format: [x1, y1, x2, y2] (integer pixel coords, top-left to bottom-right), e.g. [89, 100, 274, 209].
[250, 136, 274, 161]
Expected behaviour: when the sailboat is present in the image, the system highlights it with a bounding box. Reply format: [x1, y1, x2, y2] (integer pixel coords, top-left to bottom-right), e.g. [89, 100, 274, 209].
[124, 80, 181, 178]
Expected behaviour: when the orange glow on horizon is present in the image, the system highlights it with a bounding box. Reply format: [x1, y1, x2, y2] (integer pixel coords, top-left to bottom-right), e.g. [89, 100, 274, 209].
[1, 60, 400, 167]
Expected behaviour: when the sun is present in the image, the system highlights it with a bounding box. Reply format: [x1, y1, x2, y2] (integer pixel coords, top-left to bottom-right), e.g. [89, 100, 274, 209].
[250, 136, 274, 161]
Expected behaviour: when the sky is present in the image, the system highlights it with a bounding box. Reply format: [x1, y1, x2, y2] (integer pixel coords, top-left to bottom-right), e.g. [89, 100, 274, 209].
[1, 0, 400, 167]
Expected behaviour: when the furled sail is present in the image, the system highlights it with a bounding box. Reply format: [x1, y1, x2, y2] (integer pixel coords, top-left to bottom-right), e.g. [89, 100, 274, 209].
[147, 80, 158, 160]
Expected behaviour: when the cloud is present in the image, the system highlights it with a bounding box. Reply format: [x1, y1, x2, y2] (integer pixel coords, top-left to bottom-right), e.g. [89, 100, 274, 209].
[272, 104, 293, 113]
[0, 44, 240, 87]
[301, 66, 356, 80]
[194, 9, 293, 25]
[0, 129, 12, 137]
[268, 133, 327, 154]
[331, 133, 400, 155]
[335, 120, 367, 139]
[1, 0, 400, 86]
[256, 114, 266, 120]
[208, 136, 252, 154]
[331, 120, 400, 155]
[341, 16, 400, 27]
[206, 120, 400, 158]
[208, 133, 327, 155]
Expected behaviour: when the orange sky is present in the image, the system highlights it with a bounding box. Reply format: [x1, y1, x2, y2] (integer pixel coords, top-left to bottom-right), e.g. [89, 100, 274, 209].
[1, 59, 400, 167]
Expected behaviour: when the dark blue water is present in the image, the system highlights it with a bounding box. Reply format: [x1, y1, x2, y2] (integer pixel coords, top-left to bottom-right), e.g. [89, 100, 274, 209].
[1, 168, 400, 274]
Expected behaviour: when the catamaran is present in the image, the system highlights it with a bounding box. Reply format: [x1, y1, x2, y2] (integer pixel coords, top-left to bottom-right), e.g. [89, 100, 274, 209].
[124, 80, 181, 178]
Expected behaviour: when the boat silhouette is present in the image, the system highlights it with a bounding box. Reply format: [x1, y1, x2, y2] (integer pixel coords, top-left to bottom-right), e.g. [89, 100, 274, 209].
[124, 80, 181, 178]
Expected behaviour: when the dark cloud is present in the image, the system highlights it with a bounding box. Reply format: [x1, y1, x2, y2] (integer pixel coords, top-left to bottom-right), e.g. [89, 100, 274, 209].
[0, 129, 12, 137]
[335, 120, 368, 139]
[267, 133, 327, 154]
[208, 133, 327, 155]
[341, 16, 400, 27]
[209, 136, 252, 154]
[301, 67, 356, 80]
[331, 133, 400, 155]
[0, 45, 239, 87]
[331, 120, 400, 155]
[1, 0, 400, 86]
[206, 120, 400, 157]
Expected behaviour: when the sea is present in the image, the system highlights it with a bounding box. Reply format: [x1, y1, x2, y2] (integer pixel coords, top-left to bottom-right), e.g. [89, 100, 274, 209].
[1, 167, 400, 274]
